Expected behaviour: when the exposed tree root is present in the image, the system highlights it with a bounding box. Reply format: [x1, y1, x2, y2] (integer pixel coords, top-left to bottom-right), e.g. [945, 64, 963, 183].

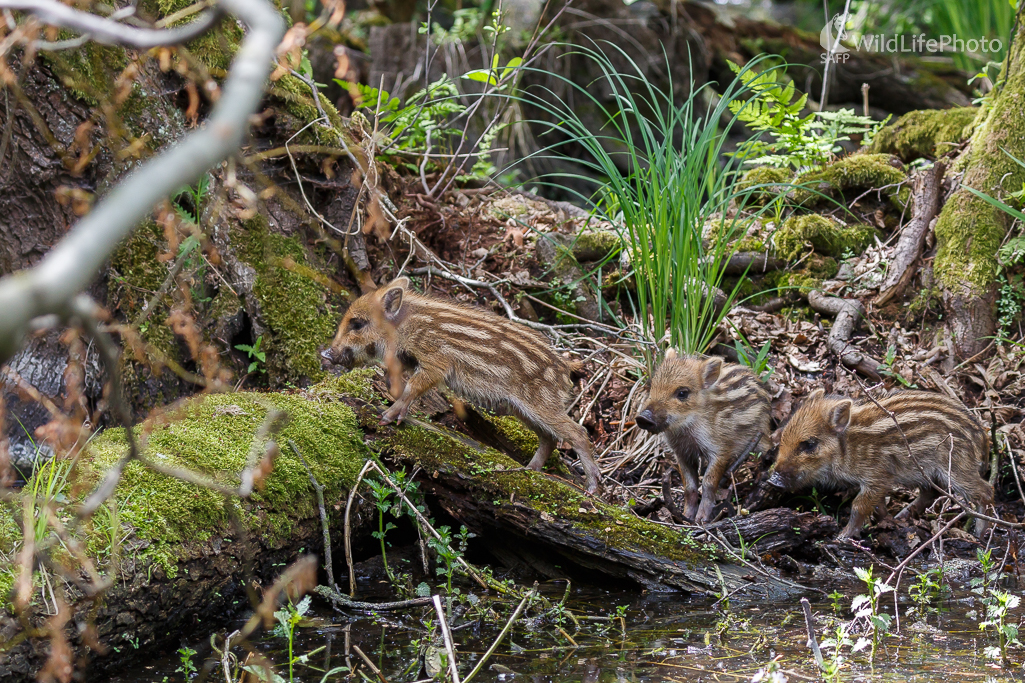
[876, 160, 946, 306]
[806, 290, 882, 380]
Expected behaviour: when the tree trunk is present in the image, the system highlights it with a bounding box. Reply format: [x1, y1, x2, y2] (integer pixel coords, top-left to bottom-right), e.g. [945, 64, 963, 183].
[933, 25, 1025, 359]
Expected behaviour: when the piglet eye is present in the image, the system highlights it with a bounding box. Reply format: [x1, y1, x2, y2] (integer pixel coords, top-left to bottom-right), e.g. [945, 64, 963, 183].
[800, 438, 818, 452]
[675, 388, 690, 401]
[348, 318, 367, 332]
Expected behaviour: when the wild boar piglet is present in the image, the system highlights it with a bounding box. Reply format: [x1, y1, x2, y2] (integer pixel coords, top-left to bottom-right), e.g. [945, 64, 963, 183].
[635, 350, 771, 524]
[770, 388, 993, 539]
[323, 277, 602, 493]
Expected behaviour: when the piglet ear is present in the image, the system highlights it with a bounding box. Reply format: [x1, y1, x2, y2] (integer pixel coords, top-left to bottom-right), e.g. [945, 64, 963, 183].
[701, 356, 723, 389]
[664, 347, 678, 361]
[389, 277, 410, 291]
[381, 284, 405, 320]
[829, 399, 852, 433]
[807, 387, 826, 402]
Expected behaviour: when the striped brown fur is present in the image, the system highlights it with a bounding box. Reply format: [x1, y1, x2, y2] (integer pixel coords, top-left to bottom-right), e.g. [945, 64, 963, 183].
[635, 350, 771, 523]
[770, 388, 993, 539]
[324, 277, 601, 493]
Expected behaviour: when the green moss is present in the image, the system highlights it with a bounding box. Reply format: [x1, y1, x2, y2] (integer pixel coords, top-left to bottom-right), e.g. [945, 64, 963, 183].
[934, 30, 1025, 296]
[794, 153, 909, 210]
[734, 238, 767, 253]
[41, 40, 128, 106]
[109, 221, 177, 355]
[773, 214, 877, 261]
[305, 368, 379, 404]
[572, 230, 621, 262]
[764, 254, 838, 295]
[480, 413, 540, 457]
[869, 107, 978, 161]
[738, 166, 793, 205]
[384, 423, 718, 563]
[233, 216, 339, 385]
[0, 509, 19, 600]
[83, 391, 366, 576]
[269, 74, 350, 146]
[0, 387, 369, 600]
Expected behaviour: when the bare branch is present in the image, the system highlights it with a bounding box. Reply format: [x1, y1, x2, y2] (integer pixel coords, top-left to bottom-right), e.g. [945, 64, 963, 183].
[0, 0, 285, 365]
[1, 0, 224, 48]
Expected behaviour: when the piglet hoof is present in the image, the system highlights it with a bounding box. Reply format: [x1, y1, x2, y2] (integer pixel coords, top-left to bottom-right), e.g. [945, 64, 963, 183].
[584, 481, 602, 497]
[380, 405, 407, 426]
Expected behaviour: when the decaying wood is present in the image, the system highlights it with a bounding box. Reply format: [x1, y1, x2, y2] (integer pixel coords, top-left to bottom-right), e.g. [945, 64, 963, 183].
[375, 414, 797, 598]
[876, 161, 946, 305]
[723, 251, 783, 276]
[806, 290, 882, 380]
[703, 508, 839, 557]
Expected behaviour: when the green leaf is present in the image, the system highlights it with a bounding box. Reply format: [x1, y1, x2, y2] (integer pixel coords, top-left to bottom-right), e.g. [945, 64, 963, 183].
[463, 69, 497, 85]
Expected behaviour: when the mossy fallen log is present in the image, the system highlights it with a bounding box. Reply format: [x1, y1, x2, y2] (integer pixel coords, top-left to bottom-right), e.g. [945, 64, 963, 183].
[0, 377, 376, 682]
[0, 373, 799, 681]
[363, 412, 792, 597]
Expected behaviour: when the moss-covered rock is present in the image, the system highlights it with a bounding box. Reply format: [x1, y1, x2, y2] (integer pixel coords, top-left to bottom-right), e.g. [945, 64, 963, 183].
[869, 106, 978, 161]
[794, 153, 909, 210]
[233, 216, 341, 385]
[772, 214, 877, 261]
[738, 166, 793, 206]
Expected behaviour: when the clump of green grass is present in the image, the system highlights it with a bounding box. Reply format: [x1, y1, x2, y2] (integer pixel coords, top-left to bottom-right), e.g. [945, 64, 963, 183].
[516, 45, 783, 368]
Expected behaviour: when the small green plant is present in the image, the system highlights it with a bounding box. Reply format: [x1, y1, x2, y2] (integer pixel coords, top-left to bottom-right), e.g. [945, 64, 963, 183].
[981, 590, 1022, 665]
[24, 451, 72, 546]
[971, 547, 1004, 597]
[819, 621, 855, 681]
[337, 76, 485, 176]
[367, 476, 397, 584]
[235, 336, 266, 374]
[878, 344, 916, 388]
[852, 565, 893, 662]
[907, 567, 948, 619]
[428, 524, 475, 617]
[172, 173, 211, 226]
[523, 47, 787, 366]
[273, 595, 312, 682]
[733, 339, 774, 381]
[828, 590, 845, 614]
[969, 547, 1021, 663]
[726, 61, 888, 170]
[175, 646, 198, 679]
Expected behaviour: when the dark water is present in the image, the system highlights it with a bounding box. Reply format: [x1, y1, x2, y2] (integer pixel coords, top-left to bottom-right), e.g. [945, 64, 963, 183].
[107, 576, 1025, 683]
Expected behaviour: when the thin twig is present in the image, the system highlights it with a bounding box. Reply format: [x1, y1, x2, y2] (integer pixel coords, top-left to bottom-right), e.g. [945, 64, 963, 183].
[352, 644, 389, 683]
[884, 511, 966, 586]
[433, 594, 462, 683]
[344, 460, 375, 596]
[290, 440, 335, 590]
[800, 598, 824, 670]
[315, 585, 433, 612]
[1, 0, 224, 48]
[462, 590, 535, 683]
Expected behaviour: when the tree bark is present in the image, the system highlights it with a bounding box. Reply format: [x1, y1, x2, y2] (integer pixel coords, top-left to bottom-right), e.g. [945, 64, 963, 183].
[933, 25, 1025, 359]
